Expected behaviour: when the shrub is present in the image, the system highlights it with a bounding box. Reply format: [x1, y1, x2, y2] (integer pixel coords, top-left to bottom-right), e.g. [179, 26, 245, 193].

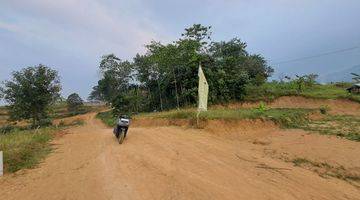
[58, 120, 65, 127]
[67, 93, 84, 113]
[319, 105, 330, 114]
[0, 125, 14, 134]
[32, 118, 52, 128]
[256, 101, 268, 112]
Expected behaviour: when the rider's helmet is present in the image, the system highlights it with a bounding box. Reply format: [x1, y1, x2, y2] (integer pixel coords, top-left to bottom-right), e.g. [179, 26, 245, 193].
[119, 114, 129, 119]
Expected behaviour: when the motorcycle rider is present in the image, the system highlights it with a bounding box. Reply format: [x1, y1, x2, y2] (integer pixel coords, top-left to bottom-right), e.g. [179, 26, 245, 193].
[114, 114, 130, 139]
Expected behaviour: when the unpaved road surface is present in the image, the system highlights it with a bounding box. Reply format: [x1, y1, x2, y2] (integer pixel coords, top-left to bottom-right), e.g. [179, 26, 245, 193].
[1, 113, 359, 200]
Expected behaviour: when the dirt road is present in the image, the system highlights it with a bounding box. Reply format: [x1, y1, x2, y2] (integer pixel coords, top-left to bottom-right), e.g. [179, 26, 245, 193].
[1, 113, 359, 200]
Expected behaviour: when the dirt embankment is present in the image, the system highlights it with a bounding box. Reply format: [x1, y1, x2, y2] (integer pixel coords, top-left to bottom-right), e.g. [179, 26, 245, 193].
[132, 117, 279, 140]
[214, 96, 360, 116]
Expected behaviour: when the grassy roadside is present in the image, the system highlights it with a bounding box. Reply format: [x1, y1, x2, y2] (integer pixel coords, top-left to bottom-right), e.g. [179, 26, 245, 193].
[0, 128, 56, 173]
[298, 115, 360, 142]
[0, 120, 85, 174]
[0, 103, 92, 174]
[244, 83, 360, 103]
[96, 111, 117, 127]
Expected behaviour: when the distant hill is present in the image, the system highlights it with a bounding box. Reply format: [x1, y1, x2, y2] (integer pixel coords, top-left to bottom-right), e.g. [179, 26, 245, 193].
[320, 64, 360, 83]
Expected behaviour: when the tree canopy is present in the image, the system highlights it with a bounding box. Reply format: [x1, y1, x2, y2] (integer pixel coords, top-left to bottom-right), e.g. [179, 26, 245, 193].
[0, 64, 61, 125]
[89, 24, 273, 114]
[67, 93, 84, 113]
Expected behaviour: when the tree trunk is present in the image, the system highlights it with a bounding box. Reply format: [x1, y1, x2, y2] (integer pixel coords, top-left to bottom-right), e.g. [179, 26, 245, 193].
[172, 67, 180, 110]
[157, 79, 163, 111]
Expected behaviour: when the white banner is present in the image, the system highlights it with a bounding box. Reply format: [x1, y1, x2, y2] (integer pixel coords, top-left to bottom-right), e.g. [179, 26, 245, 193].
[198, 64, 209, 111]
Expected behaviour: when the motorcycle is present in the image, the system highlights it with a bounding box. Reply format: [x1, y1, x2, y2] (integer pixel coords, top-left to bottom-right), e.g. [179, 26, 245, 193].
[113, 116, 130, 144]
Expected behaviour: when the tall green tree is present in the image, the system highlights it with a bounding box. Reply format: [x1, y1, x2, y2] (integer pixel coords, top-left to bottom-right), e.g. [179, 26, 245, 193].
[67, 93, 84, 113]
[0, 64, 61, 125]
[89, 54, 133, 102]
[89, 24, 274, 113]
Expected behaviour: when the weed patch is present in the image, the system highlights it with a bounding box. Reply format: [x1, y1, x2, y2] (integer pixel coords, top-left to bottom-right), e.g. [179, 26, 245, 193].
[298, 115, 360, 141]
[0, 128, 56, 173]
[244, 82, 360, 103]
[291, 158, 360, 186]
[96, 111, 117, 127]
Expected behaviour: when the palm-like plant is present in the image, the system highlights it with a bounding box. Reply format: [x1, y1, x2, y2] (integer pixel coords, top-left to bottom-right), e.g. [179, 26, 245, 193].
[351, 73, 360, 83]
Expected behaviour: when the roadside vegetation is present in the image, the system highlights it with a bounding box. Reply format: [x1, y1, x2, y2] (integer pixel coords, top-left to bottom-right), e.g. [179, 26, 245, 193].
[244, 81, 360, 103]
[297, 114, 360, 141]
[0, 65, 97, 174]
[0, 128, 56, 173]
[290, 157, 360, 187]
[96, 111, 117, 127]
[0, 119, 85, 173]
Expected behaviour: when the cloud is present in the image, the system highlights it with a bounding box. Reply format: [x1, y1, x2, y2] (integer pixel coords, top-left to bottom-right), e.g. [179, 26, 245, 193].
[0, 21, 22, 33]
[0, 0, 172, 59]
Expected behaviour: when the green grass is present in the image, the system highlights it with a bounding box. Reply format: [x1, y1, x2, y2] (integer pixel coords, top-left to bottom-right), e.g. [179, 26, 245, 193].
[0, 119, 87, 174]
[298, 115, 360, 141]
[96, 111, 117, 127]
[0, 127, 56, 173]
[244, 82, 360, 103]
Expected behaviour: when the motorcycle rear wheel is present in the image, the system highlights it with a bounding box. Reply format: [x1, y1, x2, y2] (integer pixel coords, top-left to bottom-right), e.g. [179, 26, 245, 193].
[118, 129, 125, 144]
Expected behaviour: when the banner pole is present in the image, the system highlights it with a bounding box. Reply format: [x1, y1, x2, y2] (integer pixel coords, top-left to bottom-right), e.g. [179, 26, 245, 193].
[0, 151, 3, 176]
[196, 110, 200, 128]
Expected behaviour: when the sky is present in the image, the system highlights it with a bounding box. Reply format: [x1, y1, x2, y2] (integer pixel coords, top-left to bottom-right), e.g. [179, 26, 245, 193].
[1, 0, 360, 102]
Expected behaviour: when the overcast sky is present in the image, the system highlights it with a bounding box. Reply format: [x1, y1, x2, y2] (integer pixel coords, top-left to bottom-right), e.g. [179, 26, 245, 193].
[1, 0, 360, 101]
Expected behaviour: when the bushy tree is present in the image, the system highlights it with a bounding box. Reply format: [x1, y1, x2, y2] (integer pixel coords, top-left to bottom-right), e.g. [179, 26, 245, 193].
[89, 54, 133, 103]
[288, 74, 319, 93]
[89, 24, 273, 113]
[67, 93, 84, 113]
[0, 64, 61, 125]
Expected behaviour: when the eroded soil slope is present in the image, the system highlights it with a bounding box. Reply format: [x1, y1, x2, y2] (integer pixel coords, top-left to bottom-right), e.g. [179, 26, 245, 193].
[220, 96, 360, 115]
